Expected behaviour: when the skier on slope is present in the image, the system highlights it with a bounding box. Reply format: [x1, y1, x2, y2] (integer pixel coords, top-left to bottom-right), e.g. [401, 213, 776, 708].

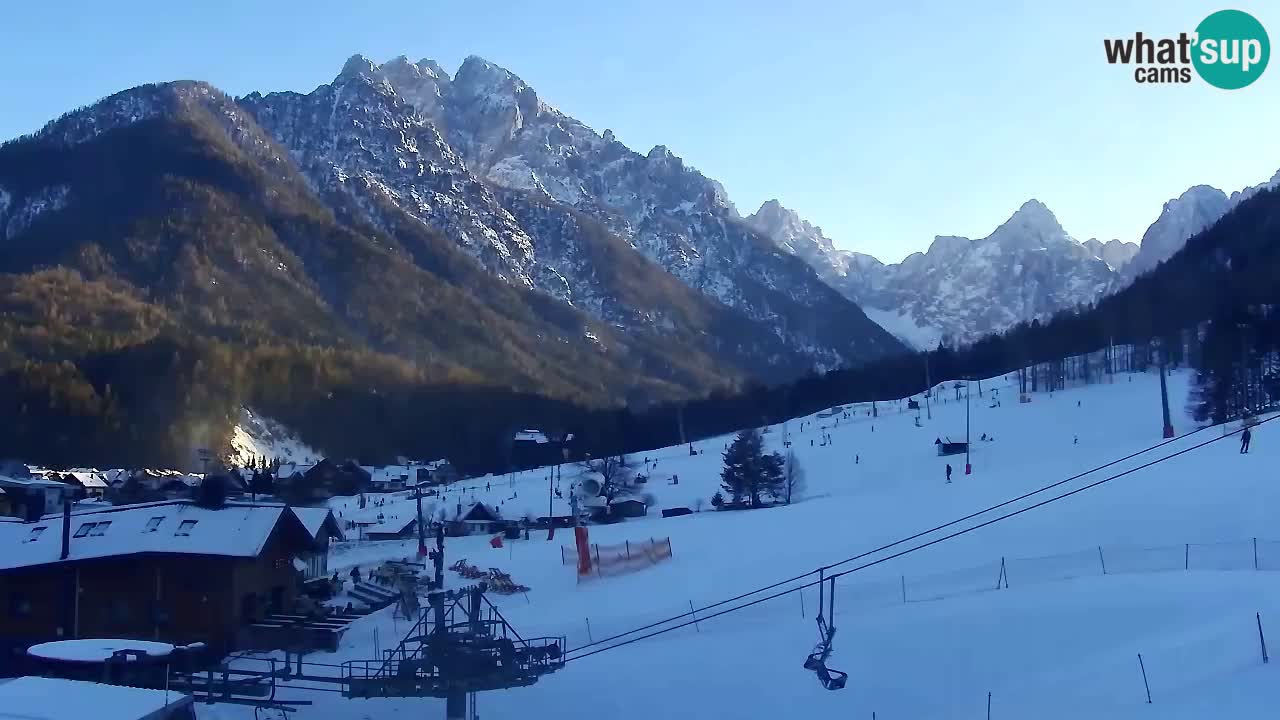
[1241, 427, 1253, 454]
[945, 464, 952, 484]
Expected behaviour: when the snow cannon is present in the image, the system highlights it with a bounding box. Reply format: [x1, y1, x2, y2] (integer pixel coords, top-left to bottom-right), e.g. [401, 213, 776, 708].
[578, 476, 604, 497]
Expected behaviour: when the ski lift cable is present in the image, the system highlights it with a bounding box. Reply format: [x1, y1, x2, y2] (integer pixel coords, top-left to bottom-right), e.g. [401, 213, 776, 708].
[567, 419, 1220, 654]
[566, 416, 1268, 663]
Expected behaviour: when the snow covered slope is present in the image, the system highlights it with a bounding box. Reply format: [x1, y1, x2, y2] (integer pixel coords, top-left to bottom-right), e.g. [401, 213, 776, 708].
[208, 367, 1280, 719]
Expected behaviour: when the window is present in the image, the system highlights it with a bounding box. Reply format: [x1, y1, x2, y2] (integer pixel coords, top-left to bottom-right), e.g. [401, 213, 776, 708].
[87, 521, 110, 537]
[73, 523, 95, 538]
[144, 516, 164, 533]
[26, 526, 46, 542]
[175, 519, 198, 536]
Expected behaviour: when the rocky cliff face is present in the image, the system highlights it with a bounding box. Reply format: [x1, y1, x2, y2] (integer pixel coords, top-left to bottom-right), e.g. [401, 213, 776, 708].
[240, 54, 904, 371]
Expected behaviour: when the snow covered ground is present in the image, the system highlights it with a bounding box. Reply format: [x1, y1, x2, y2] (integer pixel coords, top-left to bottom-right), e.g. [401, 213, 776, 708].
[862, 305, 944, 350]
[207, 369, 1280, 719]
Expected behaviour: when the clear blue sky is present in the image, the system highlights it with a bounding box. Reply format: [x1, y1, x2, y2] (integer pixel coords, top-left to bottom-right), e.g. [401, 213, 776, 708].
[2, 0, 1277, 262]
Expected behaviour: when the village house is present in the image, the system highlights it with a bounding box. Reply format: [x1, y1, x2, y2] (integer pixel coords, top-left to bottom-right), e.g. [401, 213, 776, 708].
[508, 430, 573, 470]
[608, 497, 649, 519]
[0, 499, 319, 673]
[274, 459, 370, 505]
[0, 475, 75, 520]
[449, 502, 502, 537]
[290, 506, 345, 591]
[57, 471, 110, 500]
[364, 465, 411, 492]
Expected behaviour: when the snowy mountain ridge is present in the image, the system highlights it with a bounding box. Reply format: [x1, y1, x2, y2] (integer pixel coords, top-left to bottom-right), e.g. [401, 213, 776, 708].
[753, 166, 1280, 347]
[750, 199, 1123, 346]
[238, 54, 903, 371]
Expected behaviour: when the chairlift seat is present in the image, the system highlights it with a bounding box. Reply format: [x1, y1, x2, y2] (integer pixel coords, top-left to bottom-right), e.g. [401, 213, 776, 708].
[818, 665, 848, 691]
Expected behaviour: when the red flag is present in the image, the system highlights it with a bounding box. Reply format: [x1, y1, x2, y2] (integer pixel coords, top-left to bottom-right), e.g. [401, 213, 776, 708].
[490, 534, 503, 549]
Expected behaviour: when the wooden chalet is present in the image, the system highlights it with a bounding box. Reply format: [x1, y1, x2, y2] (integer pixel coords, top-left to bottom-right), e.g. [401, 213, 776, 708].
[608, 497, 648, 519]
[0, 499, 319, 673]
[290, 507, 345, 586]
[449, 502, 502, 536]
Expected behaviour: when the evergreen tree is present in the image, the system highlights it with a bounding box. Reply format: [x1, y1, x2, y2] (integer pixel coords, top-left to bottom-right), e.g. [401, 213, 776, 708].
[720, 429, 784, 508]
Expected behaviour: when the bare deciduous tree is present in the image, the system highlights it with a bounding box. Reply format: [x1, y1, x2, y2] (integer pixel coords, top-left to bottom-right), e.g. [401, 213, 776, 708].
[580, 455, 636, 504]
[783, 450, 806, 505]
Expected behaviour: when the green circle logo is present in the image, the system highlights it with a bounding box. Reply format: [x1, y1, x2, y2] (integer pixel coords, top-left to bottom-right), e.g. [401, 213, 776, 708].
[1193, 10, 1270, 89]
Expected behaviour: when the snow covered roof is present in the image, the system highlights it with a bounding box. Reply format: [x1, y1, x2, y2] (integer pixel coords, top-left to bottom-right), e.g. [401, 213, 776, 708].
[367, 465, 412, 483]
[291, 506, 345, 542]
[277, 463, 313, 478]
[0, 500, 305, 571]
[0, 475, 70, 490]
[64, 471, 108, 488]
[461, 502, 499, 522]
[27, 639, 176, 663]
[514, 430, 549, 443]
[608, 497, 647, 506]
[0, 676, 192, 720]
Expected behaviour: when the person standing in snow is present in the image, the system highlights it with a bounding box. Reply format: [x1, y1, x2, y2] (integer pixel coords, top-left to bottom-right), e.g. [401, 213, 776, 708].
[1241, 427, 1252, 454]
[945, 464, 952, 484]
[350, 566, 362, 585]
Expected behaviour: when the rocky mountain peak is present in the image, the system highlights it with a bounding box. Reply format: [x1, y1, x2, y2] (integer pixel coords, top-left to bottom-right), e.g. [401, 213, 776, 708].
[747, 199, 835, 253]
[1082, 238, 1139, 270]
[1124, 184, 1230, 280]
[1228, 168, 1280, 206]
[987, 199, 1069, 248]
[415, 58, 450, 80]
[453, 56, 532, 101]
[339, 53, 379, 80]
[926, 234, 973, 256]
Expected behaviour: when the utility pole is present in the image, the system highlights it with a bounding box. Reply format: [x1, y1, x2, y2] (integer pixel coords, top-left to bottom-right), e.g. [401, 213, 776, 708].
[924, 353, 933, 420]
[414, 482, 427, 558]
[433, 522, 445, 589]
[965, 378, 972, 475]
[1158, 343, 1175, 439]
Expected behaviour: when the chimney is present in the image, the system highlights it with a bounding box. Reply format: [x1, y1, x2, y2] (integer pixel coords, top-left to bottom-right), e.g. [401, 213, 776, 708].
[60, 497, 72, 560]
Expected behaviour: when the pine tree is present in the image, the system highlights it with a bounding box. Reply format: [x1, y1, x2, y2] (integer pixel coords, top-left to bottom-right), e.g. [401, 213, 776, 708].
[720, 429, 785, 508]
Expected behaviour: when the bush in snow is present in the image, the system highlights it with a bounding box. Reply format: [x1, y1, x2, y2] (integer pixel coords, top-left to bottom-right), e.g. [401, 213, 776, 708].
[711, 491, 724, 509]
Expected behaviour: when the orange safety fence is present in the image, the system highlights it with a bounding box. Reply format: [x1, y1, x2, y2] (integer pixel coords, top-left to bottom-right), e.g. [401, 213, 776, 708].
[561, 537, 674, 581]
